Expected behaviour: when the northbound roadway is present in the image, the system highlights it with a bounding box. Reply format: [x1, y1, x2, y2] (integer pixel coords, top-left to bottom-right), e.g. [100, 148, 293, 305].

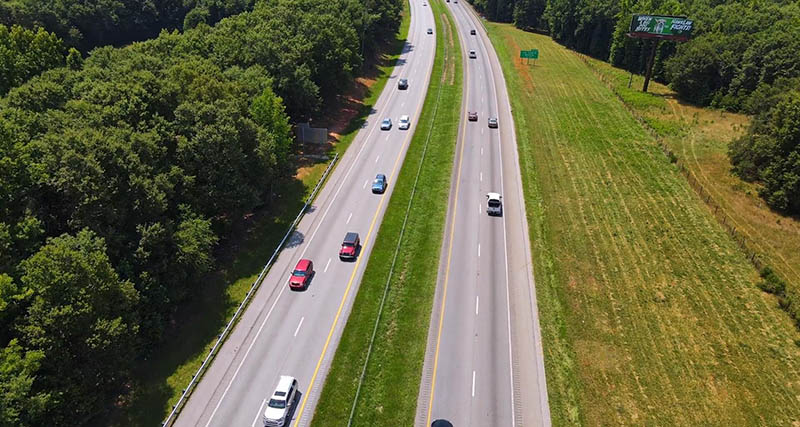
[417, 1, 551, 426]
[174, 1, 436, 425]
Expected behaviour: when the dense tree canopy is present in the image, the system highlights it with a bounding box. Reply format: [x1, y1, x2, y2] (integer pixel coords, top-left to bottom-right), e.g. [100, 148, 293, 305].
[0, 24, 67, 96]
[0, 0, 403, 423]
[0, 0, 255, 51]
[730, 87, 800, 214]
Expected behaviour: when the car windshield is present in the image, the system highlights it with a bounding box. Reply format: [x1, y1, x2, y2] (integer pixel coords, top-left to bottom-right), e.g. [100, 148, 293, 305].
[383, 119, 390, 124]
[268, 398, 286, 409]
[343, 242, 354, 247]
[292, 269, 306, 277]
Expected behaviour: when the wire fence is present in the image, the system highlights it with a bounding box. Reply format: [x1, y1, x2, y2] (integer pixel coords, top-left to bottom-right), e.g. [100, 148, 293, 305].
[572, 51, 772, 274]
[574, 52, 800, 333]
[162, 152, 340, 427]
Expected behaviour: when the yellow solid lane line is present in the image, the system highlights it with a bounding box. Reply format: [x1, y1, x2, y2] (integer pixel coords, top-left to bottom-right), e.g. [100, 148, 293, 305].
[292, 14, 432, 427]
[425, 3, 469, 425]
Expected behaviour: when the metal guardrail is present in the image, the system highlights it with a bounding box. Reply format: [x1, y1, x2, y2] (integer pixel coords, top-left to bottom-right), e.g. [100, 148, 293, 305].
[162, 153, 340, 427]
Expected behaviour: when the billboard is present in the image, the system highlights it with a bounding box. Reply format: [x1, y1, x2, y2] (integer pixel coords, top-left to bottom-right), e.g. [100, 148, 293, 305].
[628, 14, 693, 41]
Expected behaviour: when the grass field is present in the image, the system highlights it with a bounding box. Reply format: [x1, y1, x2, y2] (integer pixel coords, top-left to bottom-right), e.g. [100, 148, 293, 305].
[485, 23, 800, 426]
[313, 1, 462, 425]
[581, 55, 800, 318]
[117, 5, 413, 425]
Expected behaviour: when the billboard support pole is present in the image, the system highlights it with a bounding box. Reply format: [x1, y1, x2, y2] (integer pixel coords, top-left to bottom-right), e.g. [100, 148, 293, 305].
[642, 39, 659, 93]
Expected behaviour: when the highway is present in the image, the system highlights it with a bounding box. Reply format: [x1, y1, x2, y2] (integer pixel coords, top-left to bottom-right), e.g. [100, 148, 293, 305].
[417, 1, 551, 426]
[173, 1, 436, 426]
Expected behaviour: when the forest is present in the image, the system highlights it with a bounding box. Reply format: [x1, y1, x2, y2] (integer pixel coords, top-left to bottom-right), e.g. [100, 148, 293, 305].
[0, 0, 402, 424]
[471, 0, 799, 212]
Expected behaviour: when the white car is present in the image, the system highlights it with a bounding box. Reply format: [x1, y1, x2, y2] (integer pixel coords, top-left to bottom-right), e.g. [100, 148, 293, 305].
[263, 376, 298, 426]
[469, 50, 477, 59]
[398, 115, 411, 130]
[486, 192, 502, 216]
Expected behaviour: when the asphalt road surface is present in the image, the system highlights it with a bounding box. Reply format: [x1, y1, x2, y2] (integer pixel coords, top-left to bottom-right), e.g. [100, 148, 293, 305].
[173, 1, 436, 426]
[416, 2, 551, 426]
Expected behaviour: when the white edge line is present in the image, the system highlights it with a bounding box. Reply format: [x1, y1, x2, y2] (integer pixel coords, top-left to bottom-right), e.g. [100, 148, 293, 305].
[204, 30, 411, 418]
[205, 285, 287, 426]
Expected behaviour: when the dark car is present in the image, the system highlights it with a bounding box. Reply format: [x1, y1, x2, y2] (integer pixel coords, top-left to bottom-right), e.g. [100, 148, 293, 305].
[427, 28, 433, 34]
[372, 174, 387, 194]
[468, 111, 478, 121]
[288, 259, 313, 290]
[339, 232, 360, 260]
[488, 117, 498, 128]
[398, 78, 408, 90]
[470, 29, 476, 35]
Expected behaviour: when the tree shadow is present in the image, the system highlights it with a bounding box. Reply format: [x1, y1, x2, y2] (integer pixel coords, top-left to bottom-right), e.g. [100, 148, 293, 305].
[115, 177, 310, 426]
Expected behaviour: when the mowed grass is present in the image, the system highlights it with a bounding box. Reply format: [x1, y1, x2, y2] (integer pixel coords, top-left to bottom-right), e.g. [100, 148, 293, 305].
[313, 1, 461, 425]
[583, 56, 800, 311]
[118, 6, 413, 426]
[485, 23, 800, 425]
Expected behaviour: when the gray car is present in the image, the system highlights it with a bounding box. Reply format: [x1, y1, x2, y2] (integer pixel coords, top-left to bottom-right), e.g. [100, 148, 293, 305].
[380, 118, 392, 130]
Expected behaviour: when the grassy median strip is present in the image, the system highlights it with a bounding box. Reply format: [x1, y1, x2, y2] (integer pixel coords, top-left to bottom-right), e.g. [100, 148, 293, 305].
[118, 7, 413, 426]
[485, 23, 800, 426]
[313, 1, 462, 425]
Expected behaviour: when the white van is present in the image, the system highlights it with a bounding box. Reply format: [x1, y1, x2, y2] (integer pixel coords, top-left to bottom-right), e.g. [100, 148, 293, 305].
[263, 376, 298, 426]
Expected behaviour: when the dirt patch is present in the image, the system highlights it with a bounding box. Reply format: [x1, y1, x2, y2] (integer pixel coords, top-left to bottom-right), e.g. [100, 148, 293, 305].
[502, 31, 534, 93]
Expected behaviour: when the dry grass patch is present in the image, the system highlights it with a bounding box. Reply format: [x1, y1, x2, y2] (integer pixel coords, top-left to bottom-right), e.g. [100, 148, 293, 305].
[485, 23, 800, 426]
[585, 58, 800, 299]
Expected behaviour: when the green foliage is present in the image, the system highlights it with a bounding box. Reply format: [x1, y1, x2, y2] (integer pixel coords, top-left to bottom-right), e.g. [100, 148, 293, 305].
[0, 24, 65, 95]
[0, 0, 255, 51]
[19, 230, 139, 423]
[758, 266, 787, 295]
[0, 0, 403, 422]
[0, 339, 49, 426]
[472, 0, 800, 112]
[730, 90, 800, 213]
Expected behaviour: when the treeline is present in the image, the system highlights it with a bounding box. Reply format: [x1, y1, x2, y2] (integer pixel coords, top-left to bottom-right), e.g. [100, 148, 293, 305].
[730, 85, 800, 213]
[470, 0, 800, 113]
[0, 0, 255, 52]
[0, 0, 402, 424]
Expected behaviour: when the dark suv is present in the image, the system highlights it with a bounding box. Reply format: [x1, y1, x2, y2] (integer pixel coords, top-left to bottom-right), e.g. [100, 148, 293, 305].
[339, 232, 360, 260]
[398, 78, 408, 90]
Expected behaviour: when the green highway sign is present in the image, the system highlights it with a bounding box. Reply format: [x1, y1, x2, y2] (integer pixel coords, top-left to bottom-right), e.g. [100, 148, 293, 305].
[628, 14, 693, 41]
[520, 49, 539, 59]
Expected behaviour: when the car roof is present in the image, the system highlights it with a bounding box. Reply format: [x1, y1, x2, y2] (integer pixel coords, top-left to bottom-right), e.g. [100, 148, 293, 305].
[383, 117, 391, 121]
[376, 174, 386, 179]
[487, 192, 501, 200]
[274, 375, 296, 395]
[344, 232, 359, 242]
[400, 115, 409, 120]
[400, 78, 407, 82]
[294, 259, 311, 270]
